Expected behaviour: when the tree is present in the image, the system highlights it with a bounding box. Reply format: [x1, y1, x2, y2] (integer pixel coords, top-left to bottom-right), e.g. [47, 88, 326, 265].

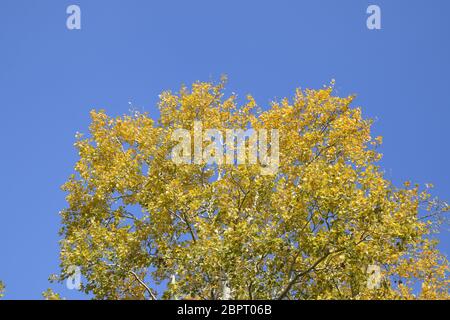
[0, 281, 5, 298]
[58, 79, 449, 299]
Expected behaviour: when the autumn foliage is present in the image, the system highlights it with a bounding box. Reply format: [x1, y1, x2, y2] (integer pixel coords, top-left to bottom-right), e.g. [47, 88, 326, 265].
[58, 80, 449, 299]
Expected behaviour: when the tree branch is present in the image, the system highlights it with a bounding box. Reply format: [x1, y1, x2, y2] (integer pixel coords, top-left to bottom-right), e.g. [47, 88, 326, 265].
[276, 252, 332, 300]
[129, 271, 157, 300]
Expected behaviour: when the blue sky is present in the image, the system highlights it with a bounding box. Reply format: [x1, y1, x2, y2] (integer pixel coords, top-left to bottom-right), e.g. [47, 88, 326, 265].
[0, 0, 449, 299]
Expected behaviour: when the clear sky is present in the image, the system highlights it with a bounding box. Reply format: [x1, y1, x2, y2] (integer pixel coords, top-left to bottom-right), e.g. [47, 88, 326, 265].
[0, 0, 449, 299]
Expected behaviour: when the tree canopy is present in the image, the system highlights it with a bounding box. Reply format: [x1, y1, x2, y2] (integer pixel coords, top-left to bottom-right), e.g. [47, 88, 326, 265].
[58, 80, 449, 299]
